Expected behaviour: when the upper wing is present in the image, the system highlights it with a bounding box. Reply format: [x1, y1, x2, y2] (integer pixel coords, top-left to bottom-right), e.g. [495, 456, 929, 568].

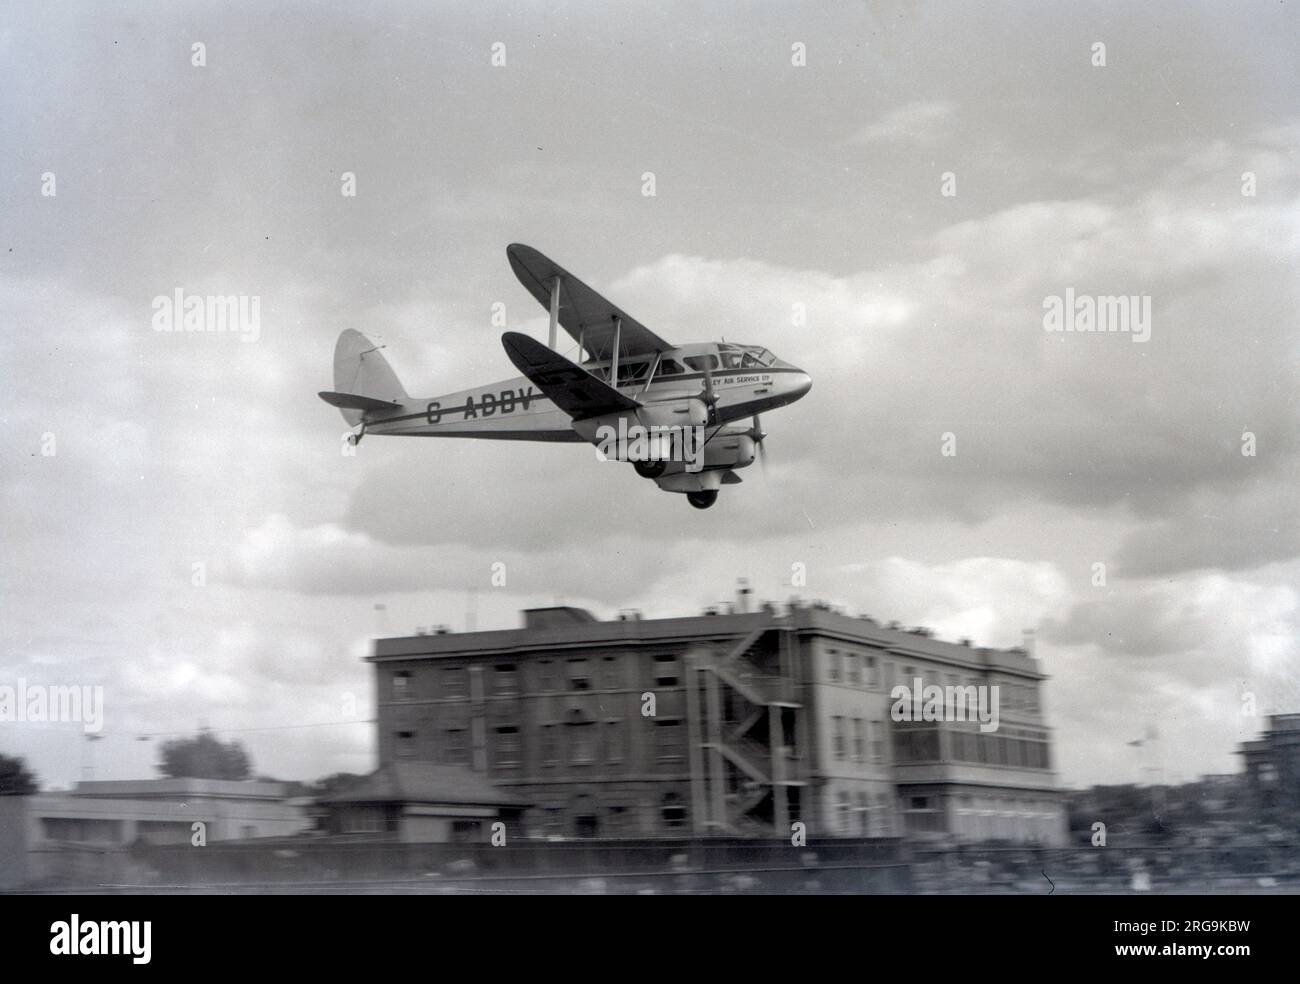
[507, 243, 675, 359]
[501, 331, 640, 420]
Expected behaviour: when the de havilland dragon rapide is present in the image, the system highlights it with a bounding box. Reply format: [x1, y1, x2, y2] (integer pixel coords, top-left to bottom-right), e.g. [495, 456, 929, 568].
[320, 245, 812, 509]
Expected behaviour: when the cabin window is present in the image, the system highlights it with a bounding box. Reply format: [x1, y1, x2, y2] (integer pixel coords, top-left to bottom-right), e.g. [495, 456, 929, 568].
[683, 354, 719, 372]
[657, 358, 686, 376]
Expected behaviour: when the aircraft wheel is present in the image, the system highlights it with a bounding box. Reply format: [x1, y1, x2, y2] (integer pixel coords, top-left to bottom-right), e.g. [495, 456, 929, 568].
[633, 459, 666, 479]
[686, 490, 718, 510]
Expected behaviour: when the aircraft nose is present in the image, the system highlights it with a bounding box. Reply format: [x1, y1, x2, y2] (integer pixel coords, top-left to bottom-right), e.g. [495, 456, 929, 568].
[791, 371, 812, 400]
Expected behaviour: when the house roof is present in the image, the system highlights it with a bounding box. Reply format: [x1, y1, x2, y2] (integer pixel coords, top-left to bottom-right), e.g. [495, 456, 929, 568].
[318, 762, 526, 808]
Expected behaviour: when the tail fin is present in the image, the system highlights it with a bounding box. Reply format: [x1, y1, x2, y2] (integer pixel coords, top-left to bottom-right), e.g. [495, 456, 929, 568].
[323, 329, 409, 425]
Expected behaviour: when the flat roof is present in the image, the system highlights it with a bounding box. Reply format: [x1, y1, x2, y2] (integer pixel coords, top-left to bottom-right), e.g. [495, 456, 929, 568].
[69, 778, 292, 801]
[371, 603, 1044, 678]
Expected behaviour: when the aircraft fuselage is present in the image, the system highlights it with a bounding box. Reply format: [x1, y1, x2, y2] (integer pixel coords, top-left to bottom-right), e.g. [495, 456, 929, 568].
[363, 356, 812, 442]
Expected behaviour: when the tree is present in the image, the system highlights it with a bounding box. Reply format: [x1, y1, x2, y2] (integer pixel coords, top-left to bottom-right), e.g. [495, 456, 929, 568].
[157, 729, 251, 780]
[0, 754, 39, 795]
[306, 772, 366, 798]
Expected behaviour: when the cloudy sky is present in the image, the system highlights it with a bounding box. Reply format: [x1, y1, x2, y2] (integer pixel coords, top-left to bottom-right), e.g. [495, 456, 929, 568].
[2, 1, 1296, 790]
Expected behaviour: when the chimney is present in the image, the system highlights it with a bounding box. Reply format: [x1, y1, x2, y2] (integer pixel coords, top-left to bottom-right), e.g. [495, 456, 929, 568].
[736, 578, 752, 614]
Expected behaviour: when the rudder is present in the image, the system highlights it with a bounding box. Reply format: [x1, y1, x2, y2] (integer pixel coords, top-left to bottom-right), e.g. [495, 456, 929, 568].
[330, 329, 408, 425]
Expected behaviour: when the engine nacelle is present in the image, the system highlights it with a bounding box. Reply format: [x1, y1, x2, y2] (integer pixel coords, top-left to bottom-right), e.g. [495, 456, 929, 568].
[703, 433, 756, 470]
[650, 431, 756, 482]
[574, 398, 710, 464]
[637, 397, 708, 430]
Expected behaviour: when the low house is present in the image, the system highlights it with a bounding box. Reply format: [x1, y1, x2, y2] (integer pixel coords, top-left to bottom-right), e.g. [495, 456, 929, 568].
[0, 778, 310, 889]
[316, 761, 527, 842]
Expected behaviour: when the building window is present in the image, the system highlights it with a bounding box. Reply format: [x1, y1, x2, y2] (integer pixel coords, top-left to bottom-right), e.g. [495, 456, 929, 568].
[395, 730, 416, 759]
[494, 725, 521, 769]
[956, 730, 977, 762]
[538, 660, 556, 692]
[442, 667, 469, 699]
[853, 719, 865, 762]
[566, 659, 591, 691]
[442, 727, 468, 766]
[845, 653, 860, 686]
[858, 792, 870, 835]
[827, 649, 841, 682]
[1009, 738, 1025, 768]
[895, 726, 939, 763]
[865, 655, 877, 689]
[569, 719, 596, 764]
[838, 790, 852, 833]
[602, 656, 621, 689]
[606, 720, 623, 763]
[655, 719, 684, 762]
[653, 653, 679, 687]
[493, 664, 519, 696]
[870, 720, 883, 763]
[540, 724, 558, 766]
[392, 670, 412, 699]
[832, 716, 846, 760]
[606, 805, 628, 835]
[661, 792, 686, 830]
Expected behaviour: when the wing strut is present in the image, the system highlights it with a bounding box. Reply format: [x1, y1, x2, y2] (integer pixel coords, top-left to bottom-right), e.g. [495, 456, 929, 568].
[611, 316, 622, 387]
[548, 275, 561, 351]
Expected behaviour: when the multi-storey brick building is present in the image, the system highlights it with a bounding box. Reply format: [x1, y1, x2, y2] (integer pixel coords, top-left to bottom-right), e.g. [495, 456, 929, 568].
[1239, 713, 1300, 818]
[369, 599, 1068, 844]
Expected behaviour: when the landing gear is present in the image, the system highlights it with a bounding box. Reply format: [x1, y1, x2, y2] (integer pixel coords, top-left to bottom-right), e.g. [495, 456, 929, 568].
[686, 490, 718, 510]
[633, 459, 666, 479]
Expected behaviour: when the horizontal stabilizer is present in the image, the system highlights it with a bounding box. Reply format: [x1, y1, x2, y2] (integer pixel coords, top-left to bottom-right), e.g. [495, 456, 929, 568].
[501, 331, 640, 420]
[318, 391, 403, 413]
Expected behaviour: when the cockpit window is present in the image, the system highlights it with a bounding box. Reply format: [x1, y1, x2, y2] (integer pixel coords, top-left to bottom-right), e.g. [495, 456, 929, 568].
[719, 351, 743, 370]
[590, 360, 649, 382]
[683, 355, 719, 372]
[658, 358, 686, 376]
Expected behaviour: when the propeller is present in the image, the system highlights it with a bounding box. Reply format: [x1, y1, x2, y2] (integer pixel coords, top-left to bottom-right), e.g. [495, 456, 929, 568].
[750, 413, 768, 473]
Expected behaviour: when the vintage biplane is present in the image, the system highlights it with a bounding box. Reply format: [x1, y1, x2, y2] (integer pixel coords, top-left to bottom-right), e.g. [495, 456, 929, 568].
[319, 245, 812, 508]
